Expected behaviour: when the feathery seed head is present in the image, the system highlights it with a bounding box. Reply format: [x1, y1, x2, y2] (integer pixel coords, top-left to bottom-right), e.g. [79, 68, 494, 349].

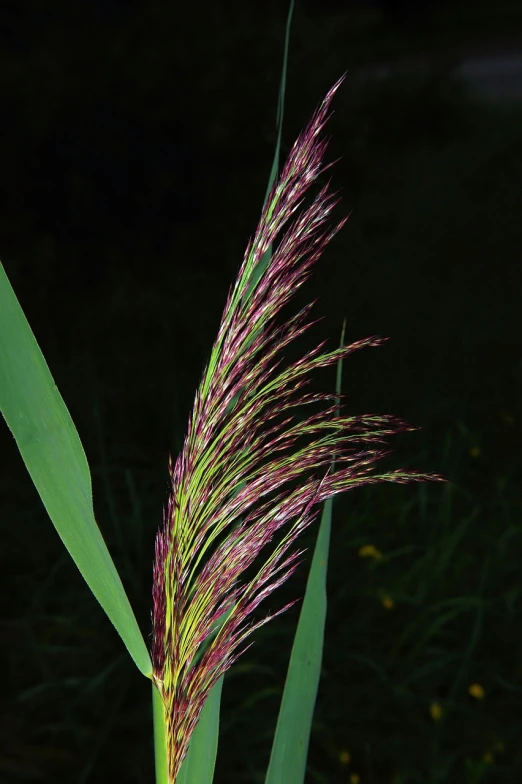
[151, 76, 444, 782]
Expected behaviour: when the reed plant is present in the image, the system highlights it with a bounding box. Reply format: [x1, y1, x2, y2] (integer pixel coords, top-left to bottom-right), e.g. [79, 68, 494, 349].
[0, 4, 444, 782]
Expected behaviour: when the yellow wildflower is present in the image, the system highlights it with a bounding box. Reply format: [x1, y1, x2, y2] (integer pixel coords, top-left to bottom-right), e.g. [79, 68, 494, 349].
[381, 594, 395, 609]
[359, 544, 382, 560]
[430, 702, 443, 721]
[468, 682, 485, 699]
[469, 446, 481, 458]
[338, 749, 351, 766]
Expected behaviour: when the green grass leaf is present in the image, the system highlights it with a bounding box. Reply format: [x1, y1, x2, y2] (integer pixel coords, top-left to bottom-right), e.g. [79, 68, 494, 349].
[264, 320, 346, 784]
[0, 261, 152, 678]
[176, 678, 224, 784]
[172, 3, 296, 780]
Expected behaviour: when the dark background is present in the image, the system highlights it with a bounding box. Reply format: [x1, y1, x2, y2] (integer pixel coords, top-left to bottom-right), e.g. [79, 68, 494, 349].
[1, 0, 521, 782]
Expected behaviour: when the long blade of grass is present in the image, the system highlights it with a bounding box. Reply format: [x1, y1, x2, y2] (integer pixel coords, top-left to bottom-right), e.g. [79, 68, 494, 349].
[175, 2, 295, 781]
[244, 0, 294, 302]
[175, 676, 224, 784]
[264, 320, 346, 784]
[0, 261, 152, 678]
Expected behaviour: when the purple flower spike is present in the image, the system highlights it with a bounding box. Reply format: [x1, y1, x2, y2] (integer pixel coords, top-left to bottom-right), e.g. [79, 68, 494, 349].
[151, 76, 444, 782]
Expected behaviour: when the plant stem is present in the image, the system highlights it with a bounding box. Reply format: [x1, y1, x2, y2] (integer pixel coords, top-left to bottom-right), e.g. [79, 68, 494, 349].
[153, 681, 169, 784]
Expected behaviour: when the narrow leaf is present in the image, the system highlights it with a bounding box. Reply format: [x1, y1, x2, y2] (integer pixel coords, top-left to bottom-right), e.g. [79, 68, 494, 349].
[175, 676, 224, 784]
[175, 3, 296, 781]
[0, 262, 152, 678]
[265, 320, 345, 784]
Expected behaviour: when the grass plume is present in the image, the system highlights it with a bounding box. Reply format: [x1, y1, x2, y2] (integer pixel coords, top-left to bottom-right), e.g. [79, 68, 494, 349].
[151, 76, 444, 782]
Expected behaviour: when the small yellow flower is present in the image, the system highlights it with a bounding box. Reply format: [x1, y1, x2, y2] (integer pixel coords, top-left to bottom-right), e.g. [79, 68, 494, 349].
[359, 544, 382, 560]
[350, 774, 360, 784]
[482, 751, 494, 764]
[338, 749, 351, 766]
[469, 446, 481, 458]
[468, 682, 485, 699]
[381, 594, 395, 609]
[430, 702, 443, 721]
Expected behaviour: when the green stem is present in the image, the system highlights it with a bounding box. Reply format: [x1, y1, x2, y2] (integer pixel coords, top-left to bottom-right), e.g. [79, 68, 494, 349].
[153, 681, 169, 784]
